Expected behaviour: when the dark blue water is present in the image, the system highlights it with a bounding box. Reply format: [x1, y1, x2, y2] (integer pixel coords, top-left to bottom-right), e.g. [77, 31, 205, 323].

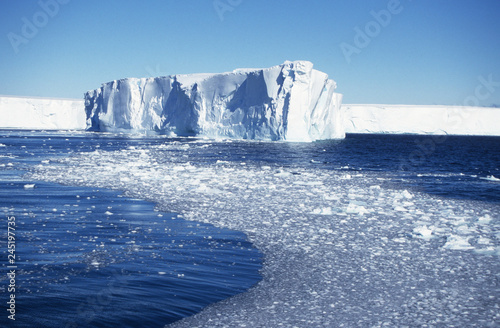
[1, 131, 499, 327]
[0, 131, 262, 328]
[134, 133, 499, 203]
[205, 134, 500, 203]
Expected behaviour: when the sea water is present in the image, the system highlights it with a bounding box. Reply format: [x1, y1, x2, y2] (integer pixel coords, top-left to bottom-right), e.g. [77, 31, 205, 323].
[1, 131, 499, 327]
[0, 131, 262, 327]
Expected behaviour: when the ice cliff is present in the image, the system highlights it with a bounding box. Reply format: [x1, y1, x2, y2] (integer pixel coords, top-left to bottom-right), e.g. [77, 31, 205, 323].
[84, 61, 344, 141]
[0, 96, 85, 130]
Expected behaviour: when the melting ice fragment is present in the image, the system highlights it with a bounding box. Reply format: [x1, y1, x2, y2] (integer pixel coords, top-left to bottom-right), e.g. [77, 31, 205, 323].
[480, 175, 500, 182]
[413, 225, 434, 241]
[443, 235, 474, 250]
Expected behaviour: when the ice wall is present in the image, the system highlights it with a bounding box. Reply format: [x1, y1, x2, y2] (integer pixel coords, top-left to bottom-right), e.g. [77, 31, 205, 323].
[344, 104, 500, 136]
[0, 96, 85, 130]
[84, 61, 345, 141]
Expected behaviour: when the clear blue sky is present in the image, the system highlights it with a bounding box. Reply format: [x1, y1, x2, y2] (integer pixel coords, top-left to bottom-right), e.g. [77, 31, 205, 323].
[1, 0, 499, 106]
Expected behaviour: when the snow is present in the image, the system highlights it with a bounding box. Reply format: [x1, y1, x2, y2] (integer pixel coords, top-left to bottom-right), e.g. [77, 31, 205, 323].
[84, 61, 344, 141]
[344, 104, 500, 136]
[0, 95, 85, 130]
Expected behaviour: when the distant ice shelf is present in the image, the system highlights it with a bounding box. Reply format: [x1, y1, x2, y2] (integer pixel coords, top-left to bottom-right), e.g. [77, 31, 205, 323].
[84, 61, 345, 142]
[344, 104, 500, 136]
[0, 96, 85, 130]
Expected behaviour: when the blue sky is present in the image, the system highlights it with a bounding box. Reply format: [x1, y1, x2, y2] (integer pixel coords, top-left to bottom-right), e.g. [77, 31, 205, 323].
[1, 0, 499, 106]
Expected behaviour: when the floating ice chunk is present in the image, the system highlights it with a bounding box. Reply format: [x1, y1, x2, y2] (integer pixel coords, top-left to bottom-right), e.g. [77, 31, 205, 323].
[480, 175, 500, 182]
[393, 205, 407, 212]
[274, 171, 292, 178]
[104, 211, 113, 215]
[443, 235, 474, 250]
[456, 224, 474, 235]
[293, 181, 323, 186]
[477, 236, 492, 245]
[402, 190, 414, 199]
[477, 214, 492, 225]
[312, 207, 333, 215]
[324, 194, 340, 201]
[474, 246, 500, 257]
[346, 202, 368, 215]
[23, 184, 36, 189]
[413, 225, 434, 241]
[196, 184, 222, 195]
[0, 143, 6, 147]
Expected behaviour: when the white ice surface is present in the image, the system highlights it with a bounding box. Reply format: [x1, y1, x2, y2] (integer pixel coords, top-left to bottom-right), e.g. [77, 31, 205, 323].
[344, 104, 500, 136]
[84, 61, 344, 141]
[2, 92, 500, 139]
[0, 96, 85, 130]
[28, 140, 500, 327]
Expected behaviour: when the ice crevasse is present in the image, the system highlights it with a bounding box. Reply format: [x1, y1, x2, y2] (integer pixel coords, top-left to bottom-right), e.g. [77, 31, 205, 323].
[84, 61, 344, 141]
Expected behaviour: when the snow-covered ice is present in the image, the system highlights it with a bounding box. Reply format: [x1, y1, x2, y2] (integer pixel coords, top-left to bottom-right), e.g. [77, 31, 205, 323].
[84, 61, 344, 141]
[344, 104, 500, 136]
[0, 96, 85, 130]
[28, 140, 500, 327]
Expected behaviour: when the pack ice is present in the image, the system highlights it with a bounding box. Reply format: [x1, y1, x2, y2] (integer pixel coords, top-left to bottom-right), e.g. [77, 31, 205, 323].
[84, 61, 344, 141]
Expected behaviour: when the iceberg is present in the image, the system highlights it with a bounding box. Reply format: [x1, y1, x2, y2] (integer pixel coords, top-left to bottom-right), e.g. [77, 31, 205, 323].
[84, 61, 344, 141]
[0, 96, 85, 130]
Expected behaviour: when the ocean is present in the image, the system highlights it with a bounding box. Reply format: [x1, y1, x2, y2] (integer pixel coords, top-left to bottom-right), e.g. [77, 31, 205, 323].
[1, 130, 499, 327]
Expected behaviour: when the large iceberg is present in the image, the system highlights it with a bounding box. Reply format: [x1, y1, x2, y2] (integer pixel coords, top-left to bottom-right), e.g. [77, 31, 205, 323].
[84, 61, 344, 141]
